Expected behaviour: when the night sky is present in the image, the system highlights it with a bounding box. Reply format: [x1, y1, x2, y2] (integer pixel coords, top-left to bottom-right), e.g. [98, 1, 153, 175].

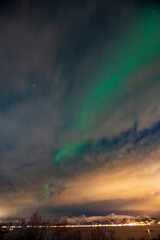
[0, 0, 160, 219]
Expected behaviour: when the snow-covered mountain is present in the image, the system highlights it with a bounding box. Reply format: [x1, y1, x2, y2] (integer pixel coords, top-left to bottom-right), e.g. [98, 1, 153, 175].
[60, 213, 136, 225]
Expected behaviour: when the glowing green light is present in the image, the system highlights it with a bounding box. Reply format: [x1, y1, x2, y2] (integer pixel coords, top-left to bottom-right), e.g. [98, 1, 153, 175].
[55, 11, 160, 163]
[55, 141, 86, 163]
[80, 13, 160, 126]
[44, 183, 51, 199]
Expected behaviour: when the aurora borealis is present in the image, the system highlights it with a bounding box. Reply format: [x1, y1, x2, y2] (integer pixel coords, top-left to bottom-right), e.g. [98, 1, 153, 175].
[55, 10, 160, 163]
[0, 0, 160, 219]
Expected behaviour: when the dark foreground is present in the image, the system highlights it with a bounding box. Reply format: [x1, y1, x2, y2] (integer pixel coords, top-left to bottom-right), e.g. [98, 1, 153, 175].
[1, 225, 160, 240]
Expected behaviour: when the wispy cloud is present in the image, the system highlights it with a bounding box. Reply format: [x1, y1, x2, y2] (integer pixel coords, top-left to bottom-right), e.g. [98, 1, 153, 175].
[0, 0, 160, 218]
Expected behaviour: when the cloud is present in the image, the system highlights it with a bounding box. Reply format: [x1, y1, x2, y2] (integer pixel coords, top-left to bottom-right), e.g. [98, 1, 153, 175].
[0, 0, 160, 218]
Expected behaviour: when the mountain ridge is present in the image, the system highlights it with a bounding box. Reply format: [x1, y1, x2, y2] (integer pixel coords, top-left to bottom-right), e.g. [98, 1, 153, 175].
[60, 213, 148, 225]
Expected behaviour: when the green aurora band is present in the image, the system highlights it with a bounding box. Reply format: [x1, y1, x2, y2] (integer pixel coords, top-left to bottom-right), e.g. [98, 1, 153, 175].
[44, 183, 51, 199]
[55, 11, 160, 163]
[55, 141, 86, 163]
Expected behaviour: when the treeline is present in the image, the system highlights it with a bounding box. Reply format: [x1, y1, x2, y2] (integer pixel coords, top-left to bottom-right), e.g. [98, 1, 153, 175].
[19, 212, 62, 226]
